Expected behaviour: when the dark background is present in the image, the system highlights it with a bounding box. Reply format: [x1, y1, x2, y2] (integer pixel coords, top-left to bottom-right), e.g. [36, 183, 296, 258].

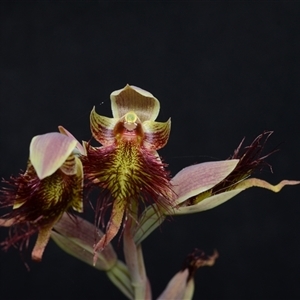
[1, 2, 300, 300]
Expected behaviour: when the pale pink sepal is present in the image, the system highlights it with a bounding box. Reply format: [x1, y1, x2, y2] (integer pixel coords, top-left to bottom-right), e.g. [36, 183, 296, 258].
[51, 213, 117, 271]
[30, 132, 78, 180]
[172, 160, 239, 205]
[58, 126, 86, 155]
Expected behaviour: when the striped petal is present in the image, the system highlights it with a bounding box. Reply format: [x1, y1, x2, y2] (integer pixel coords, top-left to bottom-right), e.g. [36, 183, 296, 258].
[172, 160, 239, 205]
[110, 84, 160, 122]
[59, 154, 78, 176]
[51, 213, 117, 271]
[143, 118, 171, 150]
[30, 132, 77, 180]
[90, 107, 119, 146]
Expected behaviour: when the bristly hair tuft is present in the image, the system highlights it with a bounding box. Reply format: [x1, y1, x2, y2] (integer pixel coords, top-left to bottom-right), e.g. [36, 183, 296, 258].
[213, 131, 278, 193]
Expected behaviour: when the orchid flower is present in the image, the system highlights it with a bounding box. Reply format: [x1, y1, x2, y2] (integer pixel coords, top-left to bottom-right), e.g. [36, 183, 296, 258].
[0, 129, 84, 261]
[81, 84, 176, 261]
[135, 132, 300, 244]
[79, 84, 298, 255]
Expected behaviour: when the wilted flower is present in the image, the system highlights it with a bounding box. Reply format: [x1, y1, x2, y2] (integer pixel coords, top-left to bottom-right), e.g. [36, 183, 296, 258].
[0, 129, 84, 261]
[82, 85, 176, 257]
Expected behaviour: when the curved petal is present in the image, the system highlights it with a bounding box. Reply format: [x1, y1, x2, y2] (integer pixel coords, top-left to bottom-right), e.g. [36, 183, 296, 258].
[172, 160, 239, 205]
[110, 84, 160, 122]
[30, 132, 78, 180]
[90, 106, 119, 145]
[58, 125, 86, 155]
[60, 154, 77, 176]
[143, 118, 171, 150]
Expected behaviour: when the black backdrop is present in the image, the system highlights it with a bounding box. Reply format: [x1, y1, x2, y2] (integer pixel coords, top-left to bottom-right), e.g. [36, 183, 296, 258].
[1, 2, 300, 300]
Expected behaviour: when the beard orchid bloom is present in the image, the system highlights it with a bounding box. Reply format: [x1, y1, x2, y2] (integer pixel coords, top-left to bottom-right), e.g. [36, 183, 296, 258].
[82, 85, 175, 260]
[0, 129, 84, 261]
[134, 131, 300, 244]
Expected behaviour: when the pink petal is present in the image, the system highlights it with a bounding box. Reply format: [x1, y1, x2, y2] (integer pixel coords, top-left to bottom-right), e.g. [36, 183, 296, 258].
[172, 160, 239, 205]
[52, 213, 117, 271]
[30, 132, 77, 179]
[58, 126, 86, 155]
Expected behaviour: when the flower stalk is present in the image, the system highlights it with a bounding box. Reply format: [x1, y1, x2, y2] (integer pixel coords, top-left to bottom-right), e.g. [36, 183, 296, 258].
[123, 217, 151, 300]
